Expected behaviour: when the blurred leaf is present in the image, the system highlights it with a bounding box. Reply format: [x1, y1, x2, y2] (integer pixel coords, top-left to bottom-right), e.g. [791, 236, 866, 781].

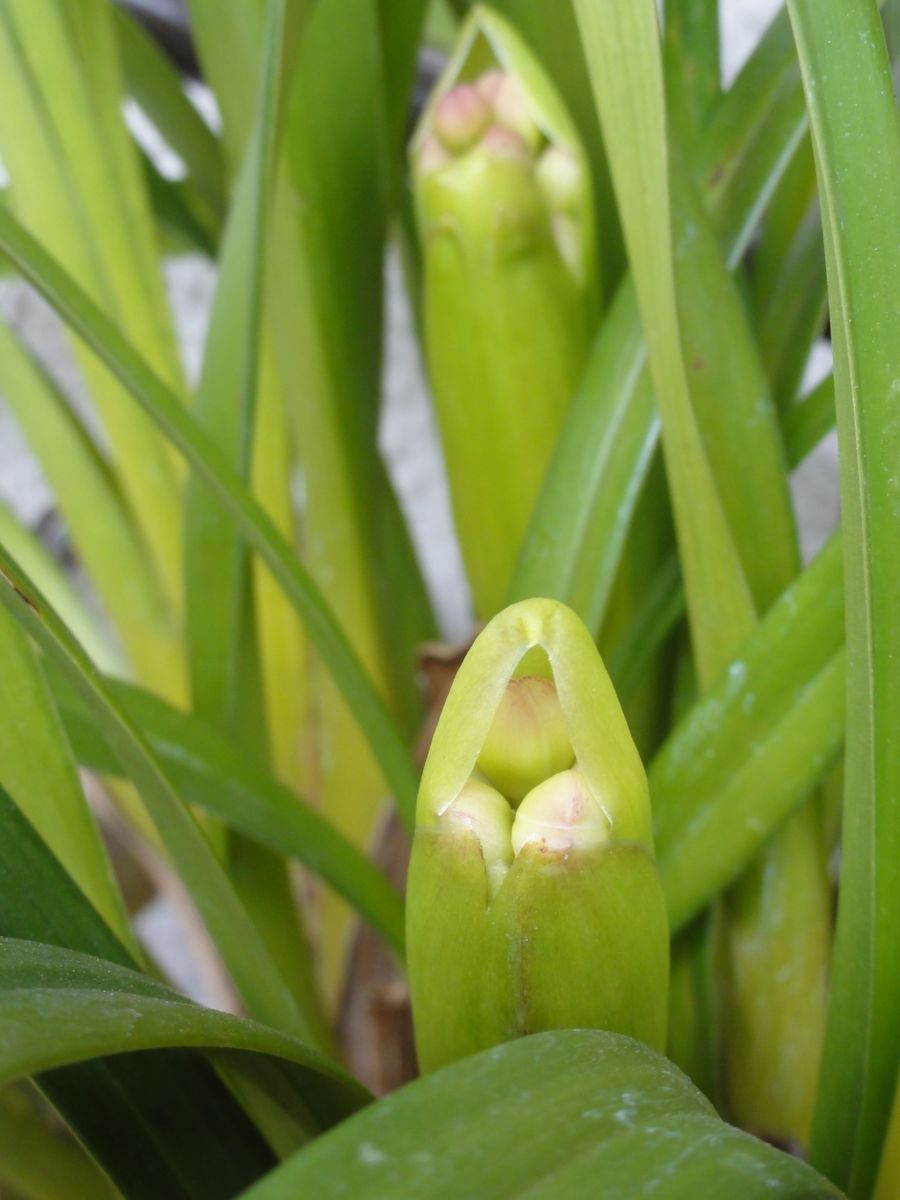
[0, 0, 186, 608]
[0, 1086, 118, 1200]
[184, 0, 285, 730]
[113, 3, 225, 220]
[0, 321, 185, 697]
[664, 0, 721, 134]
[0, 501, 119, 673]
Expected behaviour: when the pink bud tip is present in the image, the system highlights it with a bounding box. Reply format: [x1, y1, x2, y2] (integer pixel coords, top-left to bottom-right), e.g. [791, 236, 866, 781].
[434, 84, 492, 154]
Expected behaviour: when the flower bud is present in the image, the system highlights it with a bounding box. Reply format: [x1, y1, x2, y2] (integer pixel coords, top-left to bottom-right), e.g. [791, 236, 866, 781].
[407, 599, 669, 1072]
[433, 84, 492, 154]
[535, 145, 582, 214]
[511, 767, 609, 855]
[476, 69, 543, 152]
[476, 674, 574, 804]
[439, 777, 513, 898]
[409, 9, 599, 618]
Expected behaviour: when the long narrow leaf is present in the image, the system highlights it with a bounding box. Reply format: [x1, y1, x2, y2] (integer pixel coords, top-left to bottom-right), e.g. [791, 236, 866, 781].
[0, 540, 311, 1040]
[0, 204, 419, 824]
[0, 608, 133, 951]
[0, 938, 368, 1127]
[651, 537, 845, 930]
[0, 782, 278, 1199]
[0, 320, 185, 699]
[787, 2, 900, 1193]
[54, 675, 405, 955]
[572, 0, 755, 686]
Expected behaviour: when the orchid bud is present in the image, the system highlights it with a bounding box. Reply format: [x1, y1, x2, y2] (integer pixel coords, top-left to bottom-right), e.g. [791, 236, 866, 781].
[476, 674, 574, 804]
[409, 9, 599, 618]
[407, 599, 669, 1072]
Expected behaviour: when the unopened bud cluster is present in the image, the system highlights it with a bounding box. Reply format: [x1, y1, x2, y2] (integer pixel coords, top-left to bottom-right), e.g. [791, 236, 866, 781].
[407, 599, 669, 1072]
[417, 70, 585, 279]
[437, 673, 610, 899]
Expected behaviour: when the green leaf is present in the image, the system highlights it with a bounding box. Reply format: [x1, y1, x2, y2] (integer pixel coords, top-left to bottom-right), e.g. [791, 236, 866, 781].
[0, 0, 187, 609]
[508, 6, 807, 631]
[0, 203, 419, 826]
[184, 0, 285, 729]
[236, 1030, 842, 1199]
[113, 3, 225, 222]
[664, 0, 721, 134]
[751, 142, 826, 409]
[0, 607, 133, 953]
[0, 320, 185, 699]
[783, 375, 836, 467]
[55, 676, 405, 956]
[786, 2, 900, 1194]
[0, 938, 369, 1127]
[651, 536, 845, 932]
[0, 1086, 118, 1200]
[0, 500, 119, 673]
[0, 781, 278, 1199]
[0, 540, 311, 1040]
[573, 0, 755, 687]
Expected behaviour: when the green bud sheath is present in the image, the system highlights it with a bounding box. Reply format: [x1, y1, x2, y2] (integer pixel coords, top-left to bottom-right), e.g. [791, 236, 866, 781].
[411, 10, 599, 618]
[407, 599, 668, 1073]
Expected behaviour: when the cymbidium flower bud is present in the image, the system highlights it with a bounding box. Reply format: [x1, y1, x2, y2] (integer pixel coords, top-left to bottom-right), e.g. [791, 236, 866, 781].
[407, 599, 669, 1073]
[438, 777, 513, 898]
[410, 10, 599, 618]
[476, 673, 574, 804]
